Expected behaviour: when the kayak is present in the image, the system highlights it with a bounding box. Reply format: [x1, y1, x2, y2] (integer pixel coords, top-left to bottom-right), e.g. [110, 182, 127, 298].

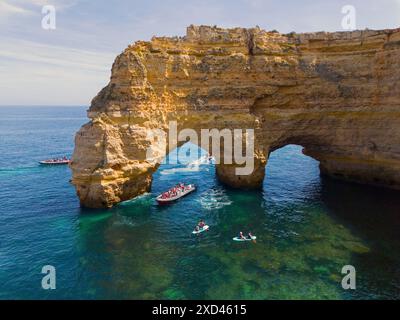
[192, 225, 209, 234]
[156, 184, 196, 204]
[233, 236, 256, 242]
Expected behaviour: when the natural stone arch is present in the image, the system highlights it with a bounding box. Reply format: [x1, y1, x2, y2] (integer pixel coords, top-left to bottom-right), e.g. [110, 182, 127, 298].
[71, 25, 400, 208]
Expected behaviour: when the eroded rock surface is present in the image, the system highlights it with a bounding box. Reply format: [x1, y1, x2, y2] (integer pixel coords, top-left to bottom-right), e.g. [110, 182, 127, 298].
[71, 25, 400, 208]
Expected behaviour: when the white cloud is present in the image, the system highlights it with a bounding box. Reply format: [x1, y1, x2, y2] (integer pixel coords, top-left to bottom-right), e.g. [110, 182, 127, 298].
[26, 0, 57, 5]
[0, 37, 115, 72]
[0, 0, 78, 17]
[23, 0, 78, 10]
[0, 59, 109, 105]
[0, 1, 32, 17]
[0, 37, 115, 105]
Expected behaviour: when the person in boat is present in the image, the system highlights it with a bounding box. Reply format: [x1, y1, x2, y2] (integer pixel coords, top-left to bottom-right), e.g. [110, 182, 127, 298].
[247, 232, 253, 240]
[194, 225, 200, 232]
[198, 220, 205, 228]
[239, 231, 246, 240]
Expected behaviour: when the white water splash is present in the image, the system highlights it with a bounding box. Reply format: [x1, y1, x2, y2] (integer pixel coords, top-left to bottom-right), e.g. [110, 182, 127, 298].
[113, 215, 137, 227]
[199, 188, 232, 210]
[118, 192, 152, 205]
[160, 155, 212, 175]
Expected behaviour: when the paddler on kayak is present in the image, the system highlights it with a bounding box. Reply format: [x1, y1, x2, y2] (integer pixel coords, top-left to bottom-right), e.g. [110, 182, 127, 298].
[194, 220, 206, 232]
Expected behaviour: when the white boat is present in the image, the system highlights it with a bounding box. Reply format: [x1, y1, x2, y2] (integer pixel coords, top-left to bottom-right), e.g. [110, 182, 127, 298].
[156, 184, 196, 204]
[39, 159, 70, 165]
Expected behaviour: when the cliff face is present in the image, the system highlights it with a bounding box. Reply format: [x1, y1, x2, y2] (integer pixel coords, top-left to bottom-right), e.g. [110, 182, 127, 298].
[71, 25, 400, 208]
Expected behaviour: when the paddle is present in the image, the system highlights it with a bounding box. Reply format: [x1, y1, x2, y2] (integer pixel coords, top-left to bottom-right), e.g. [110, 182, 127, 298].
[248, 234, 256, 243]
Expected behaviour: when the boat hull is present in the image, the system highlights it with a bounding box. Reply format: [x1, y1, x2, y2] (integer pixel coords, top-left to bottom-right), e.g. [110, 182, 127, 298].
[156, 186, 196, 204]
[39, 161, 70, 165]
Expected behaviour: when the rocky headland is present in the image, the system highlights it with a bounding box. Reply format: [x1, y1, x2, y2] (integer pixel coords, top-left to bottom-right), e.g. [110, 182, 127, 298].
[70, 25, 400, 208]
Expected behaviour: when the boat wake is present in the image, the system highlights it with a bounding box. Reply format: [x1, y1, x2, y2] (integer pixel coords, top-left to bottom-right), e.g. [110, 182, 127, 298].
[159, 155, 212, 175]
[159, 167, 205, 175]
[119, 193, 152, 206]
[188, 155, 211, 168]
[198, 188, 232, 210]
[113, 214, 138, 227]
[0, 166, 42, 177]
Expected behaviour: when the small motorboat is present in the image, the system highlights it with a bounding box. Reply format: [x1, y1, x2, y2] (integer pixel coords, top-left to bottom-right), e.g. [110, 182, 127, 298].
[39, 158, 70, 165]
[156, 184, 196, 204]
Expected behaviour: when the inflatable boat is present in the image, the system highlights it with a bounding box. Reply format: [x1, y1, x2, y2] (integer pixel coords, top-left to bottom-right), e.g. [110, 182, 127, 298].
[156, 184, 196, 204]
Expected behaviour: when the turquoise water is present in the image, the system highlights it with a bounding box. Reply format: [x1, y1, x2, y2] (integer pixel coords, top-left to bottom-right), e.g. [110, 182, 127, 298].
[0, 106, 399, 300]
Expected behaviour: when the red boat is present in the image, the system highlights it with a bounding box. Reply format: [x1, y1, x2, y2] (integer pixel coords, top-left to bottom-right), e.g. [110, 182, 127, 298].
[157, 184, 196, 204]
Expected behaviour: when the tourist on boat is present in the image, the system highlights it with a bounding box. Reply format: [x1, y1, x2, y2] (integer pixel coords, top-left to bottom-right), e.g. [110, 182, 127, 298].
[247, 232, 253, 240]
[156, 182, 195, 204]
[198, 220, 206, 228]
[160, 184, 193, 200]
[239, 231, 245, 240]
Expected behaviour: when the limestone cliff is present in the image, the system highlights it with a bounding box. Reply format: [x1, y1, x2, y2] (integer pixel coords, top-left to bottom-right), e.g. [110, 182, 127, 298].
[70, 25, 400, 208]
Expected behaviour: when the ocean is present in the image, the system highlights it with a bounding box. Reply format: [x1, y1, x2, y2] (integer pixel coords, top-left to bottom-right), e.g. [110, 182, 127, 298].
[0, 106, 399, 299]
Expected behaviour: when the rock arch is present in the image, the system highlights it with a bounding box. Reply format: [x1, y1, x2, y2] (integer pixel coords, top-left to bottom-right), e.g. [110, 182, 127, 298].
[71, 25, 400, 208]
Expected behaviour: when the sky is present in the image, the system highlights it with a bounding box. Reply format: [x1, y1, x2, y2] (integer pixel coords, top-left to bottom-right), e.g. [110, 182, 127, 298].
[0, 0, 399, 106]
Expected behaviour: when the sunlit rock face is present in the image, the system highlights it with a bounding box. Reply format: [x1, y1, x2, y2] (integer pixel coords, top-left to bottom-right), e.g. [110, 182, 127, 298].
[70, 25, 400, 208]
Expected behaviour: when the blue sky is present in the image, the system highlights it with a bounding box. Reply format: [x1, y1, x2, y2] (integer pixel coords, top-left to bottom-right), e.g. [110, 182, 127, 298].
[1, 0, 399, 106]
